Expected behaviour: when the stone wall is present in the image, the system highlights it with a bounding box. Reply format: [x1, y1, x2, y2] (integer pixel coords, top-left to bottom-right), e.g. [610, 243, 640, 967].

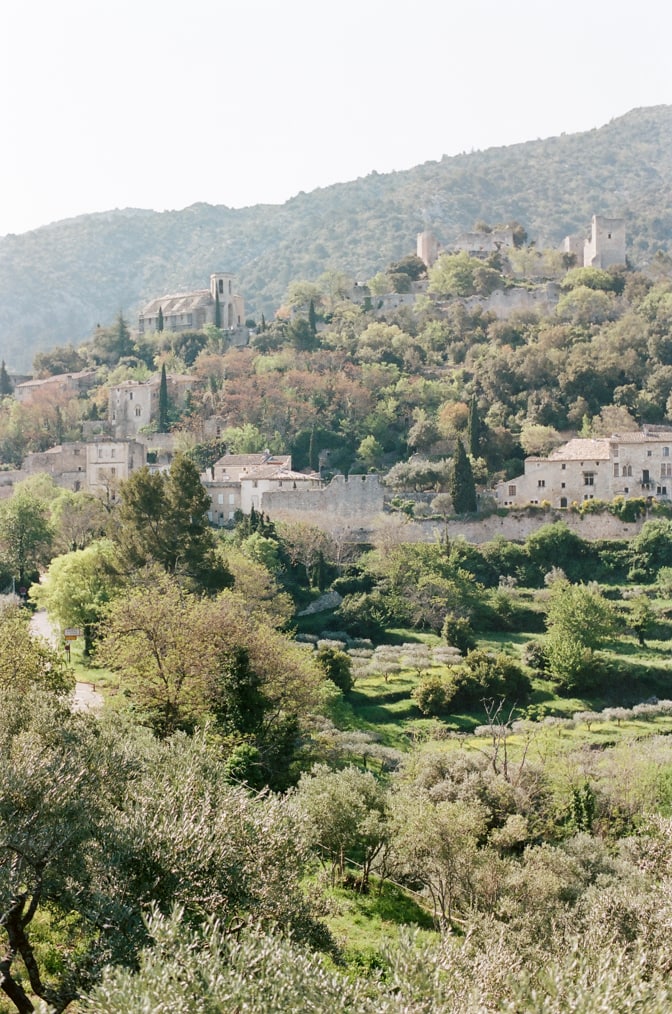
[261, 473, 384, 521]
[457, 283, 561, 319]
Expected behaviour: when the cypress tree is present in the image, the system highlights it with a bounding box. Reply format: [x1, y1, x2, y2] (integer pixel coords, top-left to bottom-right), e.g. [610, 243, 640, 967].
[158, 364, 169, 433]
[308, 298, 317, 337]
[451, 438, 477, 514]
[157, 306, 164, 332]
[0, 360, 12, 396]
[467, 396, 481, 458]
[215, 291, 222, 328]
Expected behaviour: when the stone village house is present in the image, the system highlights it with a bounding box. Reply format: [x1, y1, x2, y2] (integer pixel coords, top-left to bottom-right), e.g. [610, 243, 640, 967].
[497, 428, 672, 508]
[23, 439, 146, 498]
[201, 451, 322, 525]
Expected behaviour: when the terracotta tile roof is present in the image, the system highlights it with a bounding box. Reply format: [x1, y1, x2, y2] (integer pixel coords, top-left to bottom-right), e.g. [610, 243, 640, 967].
[547, 438, 611, 461]
[141, 290, 212, 315]
[213, 453, 291, 468]
[242, 465, 320, 481]
[610, 430, 672, 443]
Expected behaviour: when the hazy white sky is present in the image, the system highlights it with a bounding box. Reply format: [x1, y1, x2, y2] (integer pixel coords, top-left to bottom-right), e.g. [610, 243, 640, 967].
[1, 0, 670, 236]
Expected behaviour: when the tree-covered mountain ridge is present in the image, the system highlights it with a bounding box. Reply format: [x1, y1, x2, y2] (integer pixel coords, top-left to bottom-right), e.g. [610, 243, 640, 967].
[2, 104, 672, 371]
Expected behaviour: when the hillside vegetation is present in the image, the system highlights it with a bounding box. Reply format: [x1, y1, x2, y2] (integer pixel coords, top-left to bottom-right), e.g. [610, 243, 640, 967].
[2, 104, 672, 370]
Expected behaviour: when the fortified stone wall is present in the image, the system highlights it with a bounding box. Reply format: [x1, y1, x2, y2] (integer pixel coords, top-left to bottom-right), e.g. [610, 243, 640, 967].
[366, 510, 646, 545]
[457, 283, 561, 319]
[261, 473, 384, 520]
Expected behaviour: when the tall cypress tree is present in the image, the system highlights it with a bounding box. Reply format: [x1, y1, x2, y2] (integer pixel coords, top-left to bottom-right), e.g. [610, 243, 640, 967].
[308, 298, 318, 338]
[214, 291, 222, 328]
[467, 396, 481, 458]
[158, 364, 169, 433]
[157, 306, 164, 333]
[451, 438, 477, 514]
[0, 360, 12, 396]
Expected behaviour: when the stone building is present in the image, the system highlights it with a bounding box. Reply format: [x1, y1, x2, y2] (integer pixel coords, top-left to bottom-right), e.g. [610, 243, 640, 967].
[138, 273, 246, 335]
[497, 428, 672, 508]
[201, 451, 321, 525]
[14, 370, 97, 404]
[108, 373, 197, 439]
[562, 214, 626, 269]
[23, 439, 145, 495]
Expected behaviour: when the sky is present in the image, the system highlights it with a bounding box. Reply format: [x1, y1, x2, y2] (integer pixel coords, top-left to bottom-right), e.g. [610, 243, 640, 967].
[1, 0, 670, 237]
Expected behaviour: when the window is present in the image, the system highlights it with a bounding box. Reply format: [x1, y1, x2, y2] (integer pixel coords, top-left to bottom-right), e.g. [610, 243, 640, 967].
[561, 482, 566, 488]
[135, 406, 141, 417]
[613, 445, 619, 457]
[111, 448, 116, 458]
[537, 480, 545, 488]
[613, 464, 620, 477]
[561, 463, 566, 470]
[648, 450, 653, 457]
[129, 392, 133, 401]
[252, 480, 258, 488]
[560, 497, 568, 508]
[584, 473, 594, 486]
[74, 448, 80, 456]
[228, 494, 234, 505]
[110, 467, 116, 477]
[219, 279, 224, 294]
[583, 493, 594, 501]
[98, 448, 103, 458]
[508, 484, 516, 496]
[217, 494, 224, 505]
[624, 464, 632, 477]
[665, 447, 670, 458]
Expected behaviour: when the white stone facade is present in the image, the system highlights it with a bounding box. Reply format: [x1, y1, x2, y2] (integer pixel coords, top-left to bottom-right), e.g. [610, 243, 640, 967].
[497, 429, 672, 508]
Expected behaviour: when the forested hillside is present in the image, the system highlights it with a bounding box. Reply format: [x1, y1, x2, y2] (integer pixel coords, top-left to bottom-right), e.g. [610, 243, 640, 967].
[1, 104, 672, 371]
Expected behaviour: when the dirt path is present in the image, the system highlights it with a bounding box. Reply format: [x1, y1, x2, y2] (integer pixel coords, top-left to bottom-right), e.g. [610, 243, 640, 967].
[29, 609, 103, 712]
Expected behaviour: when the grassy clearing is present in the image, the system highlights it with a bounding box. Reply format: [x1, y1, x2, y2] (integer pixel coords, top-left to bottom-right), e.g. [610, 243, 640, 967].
[317, 877, 437, 968]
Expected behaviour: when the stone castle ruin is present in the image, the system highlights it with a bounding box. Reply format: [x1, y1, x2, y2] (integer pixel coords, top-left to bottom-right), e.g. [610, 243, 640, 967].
[562, 215, 626, 269]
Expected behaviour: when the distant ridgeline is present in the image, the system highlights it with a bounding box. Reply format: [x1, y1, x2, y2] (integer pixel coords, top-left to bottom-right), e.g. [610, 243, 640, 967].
[0, 104, 671, 368]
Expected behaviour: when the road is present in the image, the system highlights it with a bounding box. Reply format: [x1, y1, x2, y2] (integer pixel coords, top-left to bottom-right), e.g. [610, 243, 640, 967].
[29, 609, 104, 712]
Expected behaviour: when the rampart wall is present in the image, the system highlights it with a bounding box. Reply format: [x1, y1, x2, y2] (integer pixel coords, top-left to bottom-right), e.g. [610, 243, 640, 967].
[261, 473, 384, 521]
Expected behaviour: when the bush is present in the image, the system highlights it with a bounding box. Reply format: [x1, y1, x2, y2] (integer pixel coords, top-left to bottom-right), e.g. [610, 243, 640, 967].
[453, 649, 532, 708]
[442, 612, 477, 653]
[523, 640, 548, 673]
[316, 647, 354, 694]
[412, 673, 457, 716]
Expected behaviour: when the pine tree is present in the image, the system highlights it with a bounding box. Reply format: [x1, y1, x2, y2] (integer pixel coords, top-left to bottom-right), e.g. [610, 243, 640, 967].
[158, 364, 169, 433]
[157, 306, 164, 332]
[308, 298, 317, 338]
[0, 360, 12, 397]
[467, 396, 481, 458]
[450, 438, 477, 514]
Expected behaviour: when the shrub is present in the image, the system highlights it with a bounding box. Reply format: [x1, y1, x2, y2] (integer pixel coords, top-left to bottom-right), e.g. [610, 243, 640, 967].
[412, 673, 457, 716]
[523, 640, 548, 673]
[442, 612, 477, 653]
[316, 646, 354, 694]
[452, 649, 532, 708]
